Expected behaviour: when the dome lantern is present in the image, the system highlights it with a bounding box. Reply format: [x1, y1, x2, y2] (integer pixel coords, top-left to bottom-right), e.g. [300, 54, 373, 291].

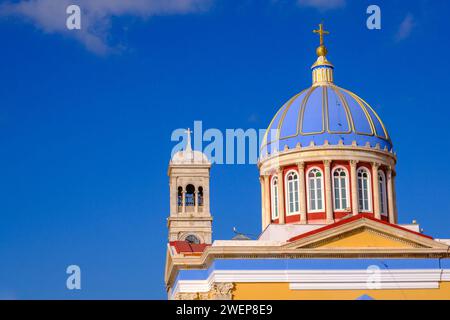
[312, 23, 334, 86]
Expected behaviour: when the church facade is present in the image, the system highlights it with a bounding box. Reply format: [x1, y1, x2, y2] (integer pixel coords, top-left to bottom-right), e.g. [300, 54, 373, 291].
[164, 25, 450, 300]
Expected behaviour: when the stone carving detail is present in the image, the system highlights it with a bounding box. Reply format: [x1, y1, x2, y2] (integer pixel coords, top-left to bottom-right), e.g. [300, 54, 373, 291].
[173, 292, 199, 300]
[198, 292, 211, 300]
[210, 282, 234, 300]
[173, 282, 234, 300]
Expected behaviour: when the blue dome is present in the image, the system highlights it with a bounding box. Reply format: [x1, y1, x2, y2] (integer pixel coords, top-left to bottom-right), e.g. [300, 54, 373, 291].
[261, 84, 392, 156]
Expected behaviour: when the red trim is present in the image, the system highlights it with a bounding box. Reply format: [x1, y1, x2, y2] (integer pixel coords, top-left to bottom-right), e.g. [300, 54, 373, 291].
[169, 241, 210, 253]
[307, 212, 326, 220]
[287, 214, 433, 242]
[286, 214, 300, 223]
[334, 212, 352, 220]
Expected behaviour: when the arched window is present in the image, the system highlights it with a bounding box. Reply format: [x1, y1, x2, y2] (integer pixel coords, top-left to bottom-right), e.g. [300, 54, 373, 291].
[378, 171, 388, 216]
[177, 186, 183, 207]
[185, 234, 200, 244]
[357, 168, 372, 212]
[285, 171, 299, 215]
[333, 167, 349, 211]
[271, 176, 279, 219]
[307, 168, 324, 212]
[198, 186, 204, 206]
[185, 184, 195, 206]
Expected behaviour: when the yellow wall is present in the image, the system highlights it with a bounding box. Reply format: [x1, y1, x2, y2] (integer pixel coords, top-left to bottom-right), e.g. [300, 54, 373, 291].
[232, 282, 450, 300]
[316, 230, 414, 248]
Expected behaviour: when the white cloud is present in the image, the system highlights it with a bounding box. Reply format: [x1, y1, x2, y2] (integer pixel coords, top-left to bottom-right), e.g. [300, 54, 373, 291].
[395, 13, 416, 42]
[0, 0, 211, 55]
[297, 0, 345, 11]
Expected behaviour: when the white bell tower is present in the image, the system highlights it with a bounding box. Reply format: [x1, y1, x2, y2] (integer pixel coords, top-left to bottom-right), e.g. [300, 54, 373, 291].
[167, 129, 212, 244]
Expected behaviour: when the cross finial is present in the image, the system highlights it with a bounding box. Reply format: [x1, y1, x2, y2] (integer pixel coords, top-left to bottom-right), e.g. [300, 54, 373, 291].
[184, 128, 192, 152]
[313, 23, 329, 46]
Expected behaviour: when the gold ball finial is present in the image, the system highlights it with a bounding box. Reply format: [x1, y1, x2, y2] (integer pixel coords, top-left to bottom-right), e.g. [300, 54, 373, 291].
[316, 45, 328, 57]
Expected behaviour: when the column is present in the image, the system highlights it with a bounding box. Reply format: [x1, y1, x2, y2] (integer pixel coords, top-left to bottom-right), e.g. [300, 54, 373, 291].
[259, 176, 266, 230]
[392, 173, 398, 223]
[194, 191, 198, 213]
[182, 191, 186, 214]
[170, 177, 176, 216]
[350, 160, 359, 216]
[386, 167, 395, 224]
[204, 178, 210, 213]
[264, 175, 271, 228]
[297, 162, 307, 224]
[372, 162, 381, 220]
[323, 160, 333, 224]
[277, 168, 285, 224]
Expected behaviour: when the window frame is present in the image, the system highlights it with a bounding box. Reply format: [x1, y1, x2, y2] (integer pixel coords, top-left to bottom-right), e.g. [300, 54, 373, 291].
[271, 176, 280, 220]
[284, 170, 300, 216]
[378, 170, 388, 216]
[332, 166, 350, 212]
[306, 167, 325, 213]
[357, 167, 372, 213]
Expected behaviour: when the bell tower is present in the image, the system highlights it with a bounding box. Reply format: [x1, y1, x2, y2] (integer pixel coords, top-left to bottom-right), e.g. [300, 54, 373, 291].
[167, 129, 212, 244]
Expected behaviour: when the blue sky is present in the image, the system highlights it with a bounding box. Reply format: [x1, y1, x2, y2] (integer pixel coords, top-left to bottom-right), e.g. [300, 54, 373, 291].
[0, 0, 449, 299]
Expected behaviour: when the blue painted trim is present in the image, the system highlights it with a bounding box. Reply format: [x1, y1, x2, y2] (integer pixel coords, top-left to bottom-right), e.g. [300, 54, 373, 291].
[175, 258, 447, 282]
[312, 65, 334, 71]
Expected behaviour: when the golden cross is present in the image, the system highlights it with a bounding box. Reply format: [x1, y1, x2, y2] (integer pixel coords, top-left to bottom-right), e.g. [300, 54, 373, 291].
[313, 23, 329, 46]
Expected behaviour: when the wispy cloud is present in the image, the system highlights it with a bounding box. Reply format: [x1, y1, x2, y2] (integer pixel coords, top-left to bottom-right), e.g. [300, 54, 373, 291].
[297, 0, 345, 11]
[0, 0, 212, 55]
[395, 13, 416, 42]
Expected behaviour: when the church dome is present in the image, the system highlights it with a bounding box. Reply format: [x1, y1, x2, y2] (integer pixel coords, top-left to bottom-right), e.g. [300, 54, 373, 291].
[260, 84, 392, 156]
[171, 128, 210, 164]
[171, 149, 209, 164]
[260, 28, 392, 157]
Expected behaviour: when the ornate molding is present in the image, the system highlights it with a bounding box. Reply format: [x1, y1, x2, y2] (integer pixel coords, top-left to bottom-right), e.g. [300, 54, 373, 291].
[301, 227, 425, 249]
[296, 161, 305, 170]
[372, 161, 381, 169]
[350, 159, 359, 166]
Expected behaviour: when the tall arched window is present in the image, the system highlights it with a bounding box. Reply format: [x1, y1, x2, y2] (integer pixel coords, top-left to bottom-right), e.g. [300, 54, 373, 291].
[185, 184, 195, 206]
[378, 171, 387, 216]
[333, 167, 349, 211]
[177, 186, 183, 207]
[271, 176, 279, 219]
[285, 171, 299, 215]
[197, 186, 204, 206]
[357, 168, 372, 212]
[307, 168, 324, 212]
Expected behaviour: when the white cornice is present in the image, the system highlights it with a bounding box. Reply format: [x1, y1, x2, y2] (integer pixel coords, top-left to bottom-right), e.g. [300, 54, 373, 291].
[171, 269, 450, 298]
